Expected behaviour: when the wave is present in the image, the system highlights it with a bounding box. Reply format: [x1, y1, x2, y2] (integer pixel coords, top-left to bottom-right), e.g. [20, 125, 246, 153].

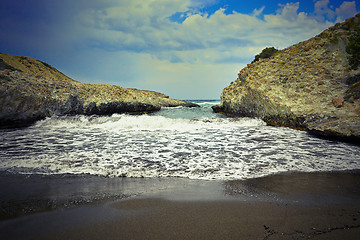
[185, 99, 220, 105]
[2, 113, 360, 180]
[193, 101, 221, 105]
[3, 104, 358, 181]
[34, 114, 266, 132]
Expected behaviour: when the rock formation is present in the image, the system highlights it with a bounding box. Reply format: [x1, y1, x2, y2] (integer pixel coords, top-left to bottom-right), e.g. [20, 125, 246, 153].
[213, 14, 360, 143]
[0, 53, 197, 128]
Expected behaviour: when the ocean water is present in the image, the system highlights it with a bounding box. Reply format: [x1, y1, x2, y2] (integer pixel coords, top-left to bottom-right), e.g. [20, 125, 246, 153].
[1, 100, 360, 180]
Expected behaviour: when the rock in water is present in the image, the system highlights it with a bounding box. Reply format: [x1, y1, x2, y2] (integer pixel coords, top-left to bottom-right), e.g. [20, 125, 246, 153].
[0, 54, 197, 128]
[213, 14, 360, 143]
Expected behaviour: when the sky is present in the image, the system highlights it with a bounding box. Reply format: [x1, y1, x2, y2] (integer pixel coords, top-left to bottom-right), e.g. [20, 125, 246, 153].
[0, 0, 359, 99]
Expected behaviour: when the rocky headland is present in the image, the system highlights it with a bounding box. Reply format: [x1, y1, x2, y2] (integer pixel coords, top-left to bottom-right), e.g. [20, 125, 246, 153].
[0, 53, 197, 128]
[213, 14, 360, 143]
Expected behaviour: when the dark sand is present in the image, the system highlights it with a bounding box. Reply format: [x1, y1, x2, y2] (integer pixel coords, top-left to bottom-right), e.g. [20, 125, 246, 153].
[81, 200, 360, 240]
[1, 171, 360, 240]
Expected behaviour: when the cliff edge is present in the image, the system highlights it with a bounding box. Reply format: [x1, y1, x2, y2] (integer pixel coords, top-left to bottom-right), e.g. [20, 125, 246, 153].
[0, 53, 197, 128]
[213, 13, 360, 143]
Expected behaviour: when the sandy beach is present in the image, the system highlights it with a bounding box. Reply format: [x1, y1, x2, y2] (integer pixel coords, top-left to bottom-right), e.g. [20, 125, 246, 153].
[1, 171, 360, 240]
[65, 199, 360, 240]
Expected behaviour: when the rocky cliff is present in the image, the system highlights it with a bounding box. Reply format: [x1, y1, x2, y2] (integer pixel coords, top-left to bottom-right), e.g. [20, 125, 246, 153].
[213, 14, 360, 143]
[0, 53, 197, 128]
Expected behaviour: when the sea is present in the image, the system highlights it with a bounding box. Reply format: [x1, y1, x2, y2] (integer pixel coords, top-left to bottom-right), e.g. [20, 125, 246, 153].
[1, 100, 360, 181]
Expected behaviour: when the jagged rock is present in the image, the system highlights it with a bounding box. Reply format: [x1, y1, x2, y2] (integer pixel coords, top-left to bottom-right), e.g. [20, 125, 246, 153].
[84, 102, 100, 115]
[213, 14, 360, 143]
[97, 101, 160, 115]
[60, 95, 84, 115]
[0, 53, 198, 128]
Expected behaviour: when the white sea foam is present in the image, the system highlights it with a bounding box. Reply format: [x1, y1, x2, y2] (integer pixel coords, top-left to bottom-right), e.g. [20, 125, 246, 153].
[34, 114, 266, 132]
[194, 101, 221, 105]
[1, 102, 360, 180]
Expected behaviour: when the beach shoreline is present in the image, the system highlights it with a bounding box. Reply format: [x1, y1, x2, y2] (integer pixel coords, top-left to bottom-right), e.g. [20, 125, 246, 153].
[1, 171, 360, 239]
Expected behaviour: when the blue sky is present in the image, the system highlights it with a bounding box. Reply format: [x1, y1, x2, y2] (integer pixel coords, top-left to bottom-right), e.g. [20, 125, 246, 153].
[0, 0, 359, 99]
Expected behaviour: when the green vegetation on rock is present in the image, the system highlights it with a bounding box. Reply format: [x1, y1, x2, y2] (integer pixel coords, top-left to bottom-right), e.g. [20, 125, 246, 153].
[252, 47, 279, 63]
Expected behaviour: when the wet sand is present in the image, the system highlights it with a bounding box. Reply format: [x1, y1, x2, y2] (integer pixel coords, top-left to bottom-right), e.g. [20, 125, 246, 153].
[64, 199, 360, 240]
[1, 171, 360, 239]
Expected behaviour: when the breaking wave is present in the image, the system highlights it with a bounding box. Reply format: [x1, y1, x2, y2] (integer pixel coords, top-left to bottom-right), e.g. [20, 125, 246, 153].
[1, 101, 360, 180]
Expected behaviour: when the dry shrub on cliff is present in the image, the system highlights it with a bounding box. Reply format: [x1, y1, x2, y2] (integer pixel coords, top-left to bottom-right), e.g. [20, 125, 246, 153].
[346, 27, 360, 70]
[251, 47, 279, 64]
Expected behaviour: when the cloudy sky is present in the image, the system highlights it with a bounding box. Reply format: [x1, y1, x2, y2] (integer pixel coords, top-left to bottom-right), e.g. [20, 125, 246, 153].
[0, 0, 359, 99]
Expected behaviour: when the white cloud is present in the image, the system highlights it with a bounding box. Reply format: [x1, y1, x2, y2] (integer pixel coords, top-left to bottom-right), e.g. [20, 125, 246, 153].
[276, 2, 302, 21]
[336, 1, 358, 21]
[76, 0, 336, 63]
[314, 0, 358, 22]
[314, 0, 336, 21]
[252, 6, 265, 17]
[61, 0, 358, 98]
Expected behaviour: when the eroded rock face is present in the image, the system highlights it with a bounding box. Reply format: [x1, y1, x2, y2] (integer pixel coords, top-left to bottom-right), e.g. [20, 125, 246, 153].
[213, 14, 360, 143]
[0, 54, 197, 128]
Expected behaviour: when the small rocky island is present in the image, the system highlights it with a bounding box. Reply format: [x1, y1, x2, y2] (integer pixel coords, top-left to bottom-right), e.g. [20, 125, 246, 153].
[213, 13, 360, 143]
[0, 53, 197, 127]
